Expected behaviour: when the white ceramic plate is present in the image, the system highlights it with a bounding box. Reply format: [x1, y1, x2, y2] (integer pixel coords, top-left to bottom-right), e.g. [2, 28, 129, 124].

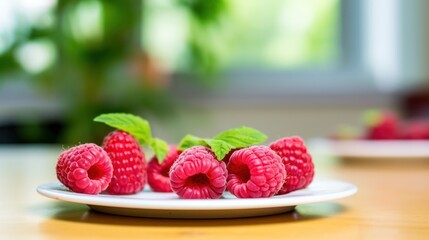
[37, 179, 357, 219]
[310, 139, 429, 160]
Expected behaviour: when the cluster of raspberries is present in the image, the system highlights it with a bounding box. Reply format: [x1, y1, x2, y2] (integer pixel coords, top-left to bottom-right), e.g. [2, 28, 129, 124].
[365, 111, 429, 140]
[56, 131, 314, 198]
[333, 110, 429, 140]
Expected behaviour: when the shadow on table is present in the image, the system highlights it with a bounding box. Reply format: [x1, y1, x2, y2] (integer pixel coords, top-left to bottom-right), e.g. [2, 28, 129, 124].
[35, 201, 347, 227]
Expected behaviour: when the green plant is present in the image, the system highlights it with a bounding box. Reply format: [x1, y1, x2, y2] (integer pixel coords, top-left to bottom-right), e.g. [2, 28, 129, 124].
[0, 0, 228, 144]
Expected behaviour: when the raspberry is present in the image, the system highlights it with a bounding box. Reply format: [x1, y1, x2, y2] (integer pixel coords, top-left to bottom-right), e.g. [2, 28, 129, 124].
[56, 143, 113, 194]
[147, 145, 181, 192]
[102, 130, 147, 195]
[169, 146, 227, 199]
[269, 137, 314, 194]
[401, 120, 429, 140]
[227, 146, 286, 198]
[221, 148, 239, 165]
[365, 111, 400, 140]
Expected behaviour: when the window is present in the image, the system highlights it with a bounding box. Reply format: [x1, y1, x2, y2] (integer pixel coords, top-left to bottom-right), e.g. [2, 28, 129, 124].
[1, 0, 428, 97]
[143, 0, 370, 96]
[144, 0, 429, 97]
[144, 0, 340, 71]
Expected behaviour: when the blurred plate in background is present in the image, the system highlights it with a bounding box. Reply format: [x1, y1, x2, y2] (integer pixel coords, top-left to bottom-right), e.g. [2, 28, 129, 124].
[310, 139, 429, 161]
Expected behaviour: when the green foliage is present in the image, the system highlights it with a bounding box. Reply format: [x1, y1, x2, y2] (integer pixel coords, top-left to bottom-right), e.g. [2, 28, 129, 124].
[94, 113, 152, 144]
[212, 126, 268, 149]
[149, 138, 169, 164]
[0, 0, 339, 144]
[178, 134, 208, 150]
[178, 126, 267, 160]
[94, 113, 169, 163]
[0, 0, 227, 144]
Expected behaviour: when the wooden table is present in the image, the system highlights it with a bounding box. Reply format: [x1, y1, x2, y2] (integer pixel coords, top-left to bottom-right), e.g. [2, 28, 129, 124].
[1, 145, 429, 240]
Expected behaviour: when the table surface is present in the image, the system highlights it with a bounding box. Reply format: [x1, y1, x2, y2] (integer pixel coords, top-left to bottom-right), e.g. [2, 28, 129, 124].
[1, 145, 429, 240]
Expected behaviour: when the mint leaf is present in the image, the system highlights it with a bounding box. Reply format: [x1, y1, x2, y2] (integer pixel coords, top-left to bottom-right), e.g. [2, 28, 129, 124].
[95, 113, 172, 162]
[178, 134, 208, 151]
[94, 113, 152, 144]
[177, 126, 267, 161]
[362, 109, 382, 127]
[205, 139, 234, 160]
[178, 135, 233, 160]
[213, 126, 267, 148]
[149, 138, 169, 163]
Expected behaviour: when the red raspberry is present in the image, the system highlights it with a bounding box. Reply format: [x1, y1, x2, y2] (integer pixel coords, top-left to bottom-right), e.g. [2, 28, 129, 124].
[147, 145, 181, 192]
[221, 148, 239, 165]
[365, 111, 400, 140]
[102, 130, 147, 195]
[269, 137, 314, 194]
[169, 146, 227, 199]
[401, 120, 429, 140]
[227, 146, 286, 198]
[56, 143, 113, 194]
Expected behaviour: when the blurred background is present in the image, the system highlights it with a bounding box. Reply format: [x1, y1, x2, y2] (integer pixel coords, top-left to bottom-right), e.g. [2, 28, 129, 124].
[1, 0, 429, 145]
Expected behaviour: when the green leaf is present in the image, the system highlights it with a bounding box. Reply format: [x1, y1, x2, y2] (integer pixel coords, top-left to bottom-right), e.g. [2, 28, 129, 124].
[94, 113, 152, 144]
[362, 109, 382, 127]
[149, 138, 169, 163]
[205, 139, 234, 160]
[213, 126, 267, 148]
[177, 134, 208, 151]
[177, 126, 267, 161]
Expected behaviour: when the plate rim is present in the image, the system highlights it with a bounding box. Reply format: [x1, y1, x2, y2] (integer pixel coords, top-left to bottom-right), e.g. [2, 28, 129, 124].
[311, 138, 429, 158]
[37, 179, 357, 210]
